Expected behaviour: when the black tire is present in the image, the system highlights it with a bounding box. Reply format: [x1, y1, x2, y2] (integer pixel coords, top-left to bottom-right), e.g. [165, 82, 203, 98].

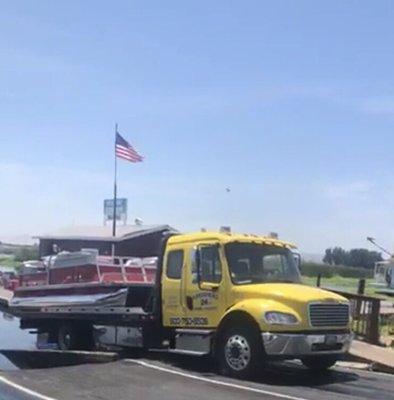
[301, 355, 338, 371]
[217, 323, 264, 379]
[57, 323, 94, 351]
[120, 348, 147, 359]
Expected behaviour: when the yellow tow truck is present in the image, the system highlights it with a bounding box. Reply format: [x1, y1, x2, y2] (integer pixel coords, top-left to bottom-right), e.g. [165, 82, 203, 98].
[160, 231, 352, 377]
[7, 230, 353, 378]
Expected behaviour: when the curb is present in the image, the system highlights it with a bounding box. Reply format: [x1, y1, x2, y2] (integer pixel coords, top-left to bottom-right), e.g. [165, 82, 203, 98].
[345, 352, 394, 374]
[0, 349, 119, 369]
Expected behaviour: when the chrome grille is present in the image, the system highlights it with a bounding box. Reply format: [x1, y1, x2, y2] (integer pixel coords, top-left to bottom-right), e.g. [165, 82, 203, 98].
[309, 303, 349, 327]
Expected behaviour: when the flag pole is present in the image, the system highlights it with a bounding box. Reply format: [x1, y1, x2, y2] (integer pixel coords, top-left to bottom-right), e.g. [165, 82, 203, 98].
[112, 123, 118, 247]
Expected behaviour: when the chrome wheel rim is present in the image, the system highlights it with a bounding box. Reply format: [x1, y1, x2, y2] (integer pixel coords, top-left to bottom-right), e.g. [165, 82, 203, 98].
[224, 334, 251, 371]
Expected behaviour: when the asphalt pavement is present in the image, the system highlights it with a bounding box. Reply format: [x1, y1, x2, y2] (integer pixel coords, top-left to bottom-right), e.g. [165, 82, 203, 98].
[0, 353, 393, 400]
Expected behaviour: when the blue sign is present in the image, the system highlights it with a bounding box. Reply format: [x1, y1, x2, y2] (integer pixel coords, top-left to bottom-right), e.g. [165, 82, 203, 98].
[104, 198, 128, 222]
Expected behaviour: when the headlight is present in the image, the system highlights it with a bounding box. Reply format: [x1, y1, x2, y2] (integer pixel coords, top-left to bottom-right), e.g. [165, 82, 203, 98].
[264, 311, 299, 325]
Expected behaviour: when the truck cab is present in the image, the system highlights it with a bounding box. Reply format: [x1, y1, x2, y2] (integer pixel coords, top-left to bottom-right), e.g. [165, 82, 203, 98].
[161, 232, 352, 377]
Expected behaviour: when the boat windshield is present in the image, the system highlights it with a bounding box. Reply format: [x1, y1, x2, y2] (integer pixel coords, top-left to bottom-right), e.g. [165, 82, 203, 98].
[225, 242, 301, 285]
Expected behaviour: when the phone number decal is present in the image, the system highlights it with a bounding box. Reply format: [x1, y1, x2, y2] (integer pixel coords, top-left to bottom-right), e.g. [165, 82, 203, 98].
[169, 317, 208, 326]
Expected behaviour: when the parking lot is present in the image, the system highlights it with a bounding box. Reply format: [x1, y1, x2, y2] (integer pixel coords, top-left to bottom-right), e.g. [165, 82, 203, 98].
[0, 352, 393, 400]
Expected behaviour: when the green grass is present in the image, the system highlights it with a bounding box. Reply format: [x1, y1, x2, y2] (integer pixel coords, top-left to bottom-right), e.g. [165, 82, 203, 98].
[302, 275, 392, 300]
[303, 275, 394, 342]
[0, 255, 20, 269]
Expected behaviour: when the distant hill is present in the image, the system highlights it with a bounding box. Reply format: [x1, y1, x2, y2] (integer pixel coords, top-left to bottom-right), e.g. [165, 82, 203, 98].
[0, 234, 36, 246]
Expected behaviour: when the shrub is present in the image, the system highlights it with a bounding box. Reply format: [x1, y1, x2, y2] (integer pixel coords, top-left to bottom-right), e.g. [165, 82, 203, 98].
[300, 262, 373, 279]
[13, 246, 39, 262]
[0, 256, 20, 269]
[300, 262, 334, 278]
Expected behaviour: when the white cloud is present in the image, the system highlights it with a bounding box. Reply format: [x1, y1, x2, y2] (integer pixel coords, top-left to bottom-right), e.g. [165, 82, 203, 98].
[2, 161, 394, 255]
[323, 181, 373, 200]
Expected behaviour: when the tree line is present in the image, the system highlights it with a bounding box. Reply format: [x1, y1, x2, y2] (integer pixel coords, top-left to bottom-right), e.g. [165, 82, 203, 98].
[323, 247, 382, 269]
[0, 244, 39, 262]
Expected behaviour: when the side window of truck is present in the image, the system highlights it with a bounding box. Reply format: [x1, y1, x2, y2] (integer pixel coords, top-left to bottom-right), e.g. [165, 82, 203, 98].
[200, 246, 222, 283]
[166, 250, 184, 279]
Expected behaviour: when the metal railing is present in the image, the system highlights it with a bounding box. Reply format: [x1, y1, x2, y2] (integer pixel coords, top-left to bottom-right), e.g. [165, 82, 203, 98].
[18, 255, 158, 287]
[96, 256, 157, 284]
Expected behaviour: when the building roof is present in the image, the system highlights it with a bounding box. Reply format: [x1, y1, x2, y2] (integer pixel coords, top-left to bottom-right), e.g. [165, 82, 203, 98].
[35, 224, 177, 242]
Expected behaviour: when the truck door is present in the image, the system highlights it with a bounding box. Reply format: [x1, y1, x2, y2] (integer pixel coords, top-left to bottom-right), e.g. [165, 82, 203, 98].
[183, 243, 226, 328]
[161, 248, 187, 327]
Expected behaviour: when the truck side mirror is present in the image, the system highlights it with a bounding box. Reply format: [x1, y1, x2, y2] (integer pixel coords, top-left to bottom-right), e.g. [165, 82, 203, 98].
[191, 247, 201, 284]
[195, 248, 201, 283]
[192, 243, 221, 288]
[292, 252, 301, 269]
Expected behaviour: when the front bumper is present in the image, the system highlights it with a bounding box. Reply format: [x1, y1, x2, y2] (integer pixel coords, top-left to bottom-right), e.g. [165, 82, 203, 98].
[262, 332, 353, 357]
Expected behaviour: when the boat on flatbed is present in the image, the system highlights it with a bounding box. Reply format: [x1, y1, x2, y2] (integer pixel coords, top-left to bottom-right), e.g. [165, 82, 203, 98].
[10, 250, 158, 308]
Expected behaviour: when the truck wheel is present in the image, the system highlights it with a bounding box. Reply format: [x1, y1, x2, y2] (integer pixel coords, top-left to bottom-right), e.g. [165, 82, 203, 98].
[301, 355, 338, 371]
[218, 324, 263, 379]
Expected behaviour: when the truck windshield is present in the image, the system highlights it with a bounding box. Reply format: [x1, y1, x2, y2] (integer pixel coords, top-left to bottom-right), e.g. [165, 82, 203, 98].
[225, 243, 301, 285]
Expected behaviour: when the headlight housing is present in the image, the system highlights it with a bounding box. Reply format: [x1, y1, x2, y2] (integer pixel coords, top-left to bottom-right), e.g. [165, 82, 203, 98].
[264, 311, 299, 325]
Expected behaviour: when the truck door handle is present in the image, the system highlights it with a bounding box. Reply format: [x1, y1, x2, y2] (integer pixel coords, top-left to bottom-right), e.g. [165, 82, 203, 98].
[186, 296, 193, 310]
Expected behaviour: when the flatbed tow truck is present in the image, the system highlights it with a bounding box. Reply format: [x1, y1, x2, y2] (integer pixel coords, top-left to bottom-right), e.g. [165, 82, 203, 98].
[0, 231, 353, 378]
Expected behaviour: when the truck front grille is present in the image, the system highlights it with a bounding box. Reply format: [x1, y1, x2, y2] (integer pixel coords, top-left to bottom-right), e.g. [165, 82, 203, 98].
[309, 303, 349, 327]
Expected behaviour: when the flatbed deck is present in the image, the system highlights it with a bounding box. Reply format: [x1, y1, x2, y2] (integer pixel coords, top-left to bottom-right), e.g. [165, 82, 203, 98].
[0, 288, 155, 327]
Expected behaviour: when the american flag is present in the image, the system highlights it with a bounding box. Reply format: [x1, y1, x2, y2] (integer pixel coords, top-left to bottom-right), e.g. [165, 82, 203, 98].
[115, 132, 144, 163]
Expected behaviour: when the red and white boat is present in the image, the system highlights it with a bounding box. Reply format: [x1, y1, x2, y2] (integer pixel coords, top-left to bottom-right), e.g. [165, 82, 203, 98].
[10, 250, 158, 309]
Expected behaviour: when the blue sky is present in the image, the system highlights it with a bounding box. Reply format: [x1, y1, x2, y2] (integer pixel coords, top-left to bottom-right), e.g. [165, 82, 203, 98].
[1, 1, 394, 253]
